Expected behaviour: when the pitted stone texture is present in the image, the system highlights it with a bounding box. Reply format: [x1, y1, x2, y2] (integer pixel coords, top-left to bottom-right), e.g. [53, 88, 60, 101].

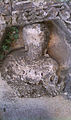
[0, 0, 71, 98]
[23, 24, 48, 62]
[12, 0, 60, 26]
[1, 0, 71, 43]
[0, 0, 11, 15]
[0, 15, 6, 47]
[0, 0, 11, 46]
[1, 23, 64, 98]
[0, 0, 71, 27]
[12, 1, 36, 26]
[0, 0, 12, 25]
[1, 52, 62, 98]
[11, 0, 71, 27]
[11, 0, 71, 40]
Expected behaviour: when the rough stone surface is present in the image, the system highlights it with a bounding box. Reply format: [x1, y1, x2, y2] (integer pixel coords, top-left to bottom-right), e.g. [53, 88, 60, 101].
[1, 53, 60, 97]
[47, 20, 71, 68]
[0, 73, 71, 120]
[23, 24, 48, 62]
[1, 0, 71, 98]
[0, 0, 11, 47]
[11, 27, 24, 50]
[61, 68, 71, 99]
[0, 0, 71, 47]
[0, 15, 6, 47]
[1, 24, 64, 97]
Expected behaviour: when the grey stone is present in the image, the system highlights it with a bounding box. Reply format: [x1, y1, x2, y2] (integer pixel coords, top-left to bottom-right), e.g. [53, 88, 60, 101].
[0, 0, 11, 47]
[1, 23, 64, 98]
[23, 24, 48, 62]
[1, 53, 60, 97]
[0, 15, 6, 47]
[47, 19, 71, 69]
[1, 0, 71, 99]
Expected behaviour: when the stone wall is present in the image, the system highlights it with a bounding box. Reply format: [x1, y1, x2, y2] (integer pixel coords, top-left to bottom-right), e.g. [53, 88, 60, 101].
[1, 0, 71, 52]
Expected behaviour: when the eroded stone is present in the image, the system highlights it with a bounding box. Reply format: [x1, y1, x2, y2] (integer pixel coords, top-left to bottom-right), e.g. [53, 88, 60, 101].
[47, 20, 71, 69]
[0, 15, 6, 47]
[1, 52, 60, 97]
[0, 0, 12, 47]
[1, 23, 64, 98]
[23, 24, 48, 62]
[1, 0, 71, 99]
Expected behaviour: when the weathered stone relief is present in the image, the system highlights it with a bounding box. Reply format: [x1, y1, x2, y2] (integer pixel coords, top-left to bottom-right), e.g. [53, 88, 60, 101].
[0, 0, 71, 98]
[1, 23, 62, 98]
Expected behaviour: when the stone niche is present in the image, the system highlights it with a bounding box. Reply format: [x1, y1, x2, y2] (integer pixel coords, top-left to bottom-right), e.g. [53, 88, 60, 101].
[1, 20, 66, 98]
[1, 0, 71, 99]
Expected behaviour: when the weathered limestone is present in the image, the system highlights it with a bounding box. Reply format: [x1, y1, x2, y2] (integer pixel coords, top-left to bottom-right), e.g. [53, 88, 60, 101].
[0, 0, 12, 47]
[1, 24, 64, 97]
[11, 27, 24, 50]
[23, 24, 48, 62]
[47, 19, 71, 98]
[11, 1, 59, 26]
[0, 0, 71, 50]
[0, 15, 6, 47]
[11, 0, 71, 27]
[47, 20, 71, 69]
[1, 0, 71, 98]
[0, 0, 71, 45]
[1, 54, 60, 97]
[0, 0, 11, 25]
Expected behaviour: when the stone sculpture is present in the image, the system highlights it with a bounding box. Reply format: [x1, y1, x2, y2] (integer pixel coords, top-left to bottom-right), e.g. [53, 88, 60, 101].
[0, 0, 71, 98]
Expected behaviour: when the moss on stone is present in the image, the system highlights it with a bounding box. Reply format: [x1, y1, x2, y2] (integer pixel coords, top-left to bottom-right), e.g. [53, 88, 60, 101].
[0, 26, 19, 60]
